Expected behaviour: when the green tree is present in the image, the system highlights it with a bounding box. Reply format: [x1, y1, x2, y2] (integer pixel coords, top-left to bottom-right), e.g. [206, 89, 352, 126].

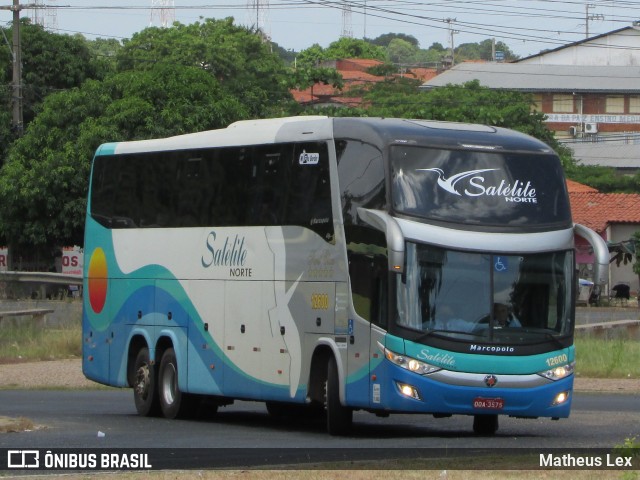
[85, 37, 122, 78]
[289, 66, 343, 92]
[0, 21, 107, 160]
[364, 79, 571, 166]
[0, 64, 246, 248]
[368, 33, 419, 48]
[324, 38, 387, 61]
[295, 43, 327, 68]
[632, 231, 640, 286]
[387, 38, 419, 64]
[116, 18, 294, 118]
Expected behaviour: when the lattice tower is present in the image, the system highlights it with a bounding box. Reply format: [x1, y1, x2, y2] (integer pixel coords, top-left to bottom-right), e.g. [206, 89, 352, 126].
[246, 0, 271, 42]
[150, 0, 176, 28]
[30, 0, 58, 31]
[341, 0, 353, 38]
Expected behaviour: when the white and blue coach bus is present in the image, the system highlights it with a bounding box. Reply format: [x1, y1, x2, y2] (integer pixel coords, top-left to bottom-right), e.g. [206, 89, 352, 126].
[82, 116, 608, 435]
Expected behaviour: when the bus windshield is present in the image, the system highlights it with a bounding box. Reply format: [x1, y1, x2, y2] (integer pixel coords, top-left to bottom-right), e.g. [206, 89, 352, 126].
[390, 146, 572, 229]
[395, 242, 574, 344]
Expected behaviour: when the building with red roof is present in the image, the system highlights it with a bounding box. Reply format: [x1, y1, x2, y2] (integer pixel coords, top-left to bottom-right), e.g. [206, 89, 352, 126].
[290, 58, 438, 108]
[568, 183, 640, 295]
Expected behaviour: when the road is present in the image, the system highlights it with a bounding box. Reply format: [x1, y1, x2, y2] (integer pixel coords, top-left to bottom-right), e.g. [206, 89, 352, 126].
[0, 389, 638, 469]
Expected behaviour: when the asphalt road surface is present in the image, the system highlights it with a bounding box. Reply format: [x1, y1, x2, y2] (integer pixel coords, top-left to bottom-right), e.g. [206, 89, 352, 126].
[1, 389, 638, 469]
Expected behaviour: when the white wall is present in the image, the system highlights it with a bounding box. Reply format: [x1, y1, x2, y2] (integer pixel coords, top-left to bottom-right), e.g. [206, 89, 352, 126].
[519, 29, 640, 66]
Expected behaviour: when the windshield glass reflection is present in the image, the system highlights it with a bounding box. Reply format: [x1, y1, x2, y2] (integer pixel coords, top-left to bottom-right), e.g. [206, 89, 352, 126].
[396, 243, 573, 343]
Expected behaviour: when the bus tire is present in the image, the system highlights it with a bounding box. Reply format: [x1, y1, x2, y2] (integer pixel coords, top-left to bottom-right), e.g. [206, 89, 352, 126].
[158, 348, 193, 419]
[132, 347, 160, 416]
[326, 355, 352, 435]
[473, 414, 499, 435]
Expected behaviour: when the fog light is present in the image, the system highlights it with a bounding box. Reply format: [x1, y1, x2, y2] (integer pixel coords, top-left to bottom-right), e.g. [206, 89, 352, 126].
[396, 382, 421, 400]
[552, 390, 570, 406]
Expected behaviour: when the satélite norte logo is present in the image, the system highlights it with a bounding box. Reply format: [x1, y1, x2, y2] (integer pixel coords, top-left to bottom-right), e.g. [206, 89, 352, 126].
[419, 168, 537, 203]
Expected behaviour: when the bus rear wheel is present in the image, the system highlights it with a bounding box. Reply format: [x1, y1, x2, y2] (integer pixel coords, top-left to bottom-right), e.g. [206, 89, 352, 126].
[473, 414, 499, 435]
[158, 348, 194, 419]
[132, 347, 160, 416]
[326, 355, 352, 435]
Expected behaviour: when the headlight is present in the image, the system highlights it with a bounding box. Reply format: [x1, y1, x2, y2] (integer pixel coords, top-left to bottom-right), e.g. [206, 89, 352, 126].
[538, 362, 575, 381]
[382, 346, 441, 375]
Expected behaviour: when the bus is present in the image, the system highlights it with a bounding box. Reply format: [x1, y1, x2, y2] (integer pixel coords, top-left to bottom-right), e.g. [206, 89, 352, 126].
[82, 116, 609, 435]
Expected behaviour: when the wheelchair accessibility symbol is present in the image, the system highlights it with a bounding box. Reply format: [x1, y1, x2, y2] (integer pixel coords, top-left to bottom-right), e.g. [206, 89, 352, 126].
[494, 256, 508, 272]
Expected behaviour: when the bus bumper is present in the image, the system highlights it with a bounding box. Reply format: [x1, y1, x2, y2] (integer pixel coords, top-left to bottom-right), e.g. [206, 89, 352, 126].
[375, 366, 574, 419]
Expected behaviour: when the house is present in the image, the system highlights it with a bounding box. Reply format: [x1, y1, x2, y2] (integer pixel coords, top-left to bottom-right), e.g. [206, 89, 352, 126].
[420, 25, 640, 171]
[515, 26, 640, 66]
[568, 180, 640, 293]
[420, 62, 640, 139]
[291, 58, 437, 108]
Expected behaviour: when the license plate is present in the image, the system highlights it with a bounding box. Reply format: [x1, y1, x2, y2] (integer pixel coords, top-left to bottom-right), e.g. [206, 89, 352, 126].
[473, 397, 504, 410]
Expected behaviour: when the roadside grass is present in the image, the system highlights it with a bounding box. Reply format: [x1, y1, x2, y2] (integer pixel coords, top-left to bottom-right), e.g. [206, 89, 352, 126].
[1, 322, 638, 478]
[574, 335, 640, 379]
[0, 318, 82, 362]
[1, 320, 640, 379]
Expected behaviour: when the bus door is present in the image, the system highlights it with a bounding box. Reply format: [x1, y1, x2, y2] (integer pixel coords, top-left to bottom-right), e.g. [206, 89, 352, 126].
[346, 253, 388, 408]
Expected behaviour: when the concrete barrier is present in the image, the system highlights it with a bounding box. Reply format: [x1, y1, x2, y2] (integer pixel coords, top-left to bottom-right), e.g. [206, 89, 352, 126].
[0, 300, 81, 327]
[0, 308, 55, 327]
[575, 319, 640, 340]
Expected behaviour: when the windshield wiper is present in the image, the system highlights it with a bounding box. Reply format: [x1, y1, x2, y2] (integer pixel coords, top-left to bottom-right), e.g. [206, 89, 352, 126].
[512, 328, 566, 349]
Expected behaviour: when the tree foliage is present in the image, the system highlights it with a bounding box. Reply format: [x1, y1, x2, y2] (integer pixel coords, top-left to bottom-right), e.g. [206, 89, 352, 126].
[368, 33, 419, 48]
[363, 79, 571, 166]
[0, 17, 290, 246]
[0, 21, 107, 160]
[116, 18, 294, 118]
[456, 39, 518, 62]
[296, 38, 387, 67]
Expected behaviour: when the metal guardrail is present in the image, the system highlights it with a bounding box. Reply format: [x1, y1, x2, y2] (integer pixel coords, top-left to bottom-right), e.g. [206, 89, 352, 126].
[0, 271, 82, 285]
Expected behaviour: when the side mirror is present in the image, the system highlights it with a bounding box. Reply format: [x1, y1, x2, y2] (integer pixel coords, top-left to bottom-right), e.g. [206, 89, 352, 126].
[357, 208, 405, 273]
[574, 223, 609, 286]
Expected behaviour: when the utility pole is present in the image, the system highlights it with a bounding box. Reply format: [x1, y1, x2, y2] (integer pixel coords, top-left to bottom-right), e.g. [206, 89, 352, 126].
[585, 4, 604, 38]
[0, 0, 37, 137]
[445, 18, 459, 67]
[11, 0, 22, 136]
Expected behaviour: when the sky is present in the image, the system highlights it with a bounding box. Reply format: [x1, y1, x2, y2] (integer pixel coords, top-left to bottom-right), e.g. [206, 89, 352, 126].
[1, 0, 640, 58]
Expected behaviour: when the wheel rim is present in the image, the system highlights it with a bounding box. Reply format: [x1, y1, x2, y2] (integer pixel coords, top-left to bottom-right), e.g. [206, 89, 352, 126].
[161, 362, 177, 406]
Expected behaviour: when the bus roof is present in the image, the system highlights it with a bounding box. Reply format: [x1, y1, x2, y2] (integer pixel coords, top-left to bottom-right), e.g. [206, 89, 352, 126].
[95, 116, 555, 156]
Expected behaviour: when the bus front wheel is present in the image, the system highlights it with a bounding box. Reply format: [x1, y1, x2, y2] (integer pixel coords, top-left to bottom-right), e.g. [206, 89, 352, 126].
[473, 414, 499, 435]
[158, 348, 194, 419]
[132, 347, 159, 416]
[326, 355, 353, 435]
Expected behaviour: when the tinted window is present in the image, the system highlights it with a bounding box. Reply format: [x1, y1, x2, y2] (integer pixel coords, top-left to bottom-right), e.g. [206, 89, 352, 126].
[90, 142, 334, 242]
[336, 139, 385, 225]
[390, 146, 571, 229]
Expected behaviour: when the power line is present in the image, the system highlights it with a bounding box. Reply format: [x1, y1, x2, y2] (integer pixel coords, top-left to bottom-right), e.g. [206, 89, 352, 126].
[4, 0, 640, 55]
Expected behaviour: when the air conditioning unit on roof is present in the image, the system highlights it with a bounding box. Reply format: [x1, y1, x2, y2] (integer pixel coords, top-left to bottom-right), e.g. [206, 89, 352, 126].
[584, 122, 598, 134]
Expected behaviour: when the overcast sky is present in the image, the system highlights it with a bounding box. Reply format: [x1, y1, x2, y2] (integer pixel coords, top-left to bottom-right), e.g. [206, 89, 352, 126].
[1, 1, 639, 58]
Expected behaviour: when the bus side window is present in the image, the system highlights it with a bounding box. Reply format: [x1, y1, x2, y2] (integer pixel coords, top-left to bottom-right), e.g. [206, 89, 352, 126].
[247, 145, 290, 226]
[288, 142, 333, 242]
[348, 253, 388, 328]
[346, 226, 388, 326]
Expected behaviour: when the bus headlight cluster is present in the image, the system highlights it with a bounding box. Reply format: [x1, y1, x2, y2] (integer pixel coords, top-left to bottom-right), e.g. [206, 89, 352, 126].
[383, 347, 441, 375]
[538, 362, 575, 381]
